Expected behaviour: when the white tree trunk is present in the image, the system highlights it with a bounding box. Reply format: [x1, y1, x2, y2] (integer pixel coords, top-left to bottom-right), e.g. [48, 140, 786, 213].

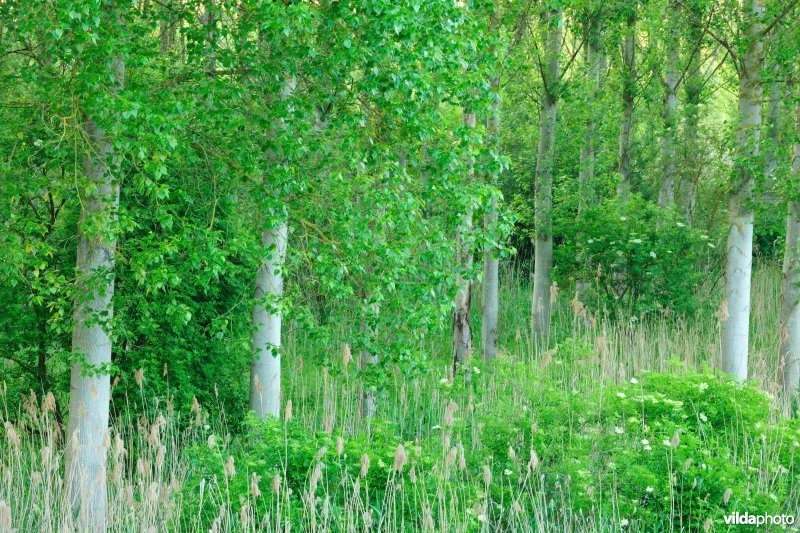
[780, 96, 800, 402]
[531, 8, 562, 341]
[782, 199, 800, 401]
[64, 58, 124, 531]
[482, 193, 499, 363]
[658, 0, 680, 207]
[721, 0, 764, 380]
[453, 110, 476, 374]
[482, 80, 500, 363]
[249, 217, 288, 419]
[617, 13, 635, 199]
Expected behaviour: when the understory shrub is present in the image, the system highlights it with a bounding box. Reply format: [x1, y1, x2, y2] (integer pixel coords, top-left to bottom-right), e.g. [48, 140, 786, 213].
[556, 196, 713, 317]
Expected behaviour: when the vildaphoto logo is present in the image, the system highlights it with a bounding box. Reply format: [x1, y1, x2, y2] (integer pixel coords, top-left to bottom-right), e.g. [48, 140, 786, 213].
[722, 512, 796, 527]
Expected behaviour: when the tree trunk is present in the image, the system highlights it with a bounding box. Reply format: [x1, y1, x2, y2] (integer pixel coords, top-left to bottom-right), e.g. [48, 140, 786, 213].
[721, 0, 764, 380]
[359, 314, 377, 419]
[764, 67, 782, 211]
[64, 57, 124, 531]
[680, 16, 703, 222]
[453, 110, 476, 375]
[531, 8, 562, 341]
[780, 93, 800, 403]
[578, 19, 605, 210]
[617, 12, 636, 199]
[204, 0, 216, 72]
[482, 192, 499, 363]
[658, 0, 680, 208]
[482, 78, 500, 363]
[249, 217, 288, 419]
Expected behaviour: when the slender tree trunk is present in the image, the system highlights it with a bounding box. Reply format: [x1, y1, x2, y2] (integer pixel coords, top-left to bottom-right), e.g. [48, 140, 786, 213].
[658, 0, 680, 207]
[64, 57, 124, 531]
[482, 2, 501, 364]
[482, 198, 500, 363]
[359, 156, 395, 418]
[531, 8, 562, 341]
[453, 110, 476, 374]
[158, 0, 175, 55]
[249, 217, 288, 419]
[204, 0, 216, 72]
[721, 0, 764, 380]
[617, 12, 636, 199]
[680, 17, 703, 222]
[765, 67, 782, 190]
[578, 19, 605, 210]
[780, 92, 800, 403]
[248, 66, 295, 418]
[482, 80, 500, 362]
[358, 312, 377, 419]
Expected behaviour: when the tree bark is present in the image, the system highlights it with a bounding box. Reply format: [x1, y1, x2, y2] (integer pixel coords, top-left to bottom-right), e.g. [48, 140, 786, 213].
[780, 91, 800, 403]
[453, 110, 476, 374]
[721, 0, 764, 380]
[616, 12, 636, 199]
[249, 217, 288, 419]
[248, 66, 295, 418]
[578, 19, 605, 210]
[482, 62, 501, 363]
[64, 57, 124, 532]
[680, 16, 703, 222]
[658, 0, 680, 208]
[359, 313, 377, 419]
[482, 192, 500, 363]
[531, 8, 562, 341]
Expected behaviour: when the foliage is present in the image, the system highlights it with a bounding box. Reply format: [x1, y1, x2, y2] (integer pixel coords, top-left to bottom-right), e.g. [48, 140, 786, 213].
[476, 349, 800, 530]
[556, 196, 713, 316]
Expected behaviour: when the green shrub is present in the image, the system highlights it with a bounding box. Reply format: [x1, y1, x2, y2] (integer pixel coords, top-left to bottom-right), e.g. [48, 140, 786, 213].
[475, 355, 800, 530]
[556, 196, 712, 316]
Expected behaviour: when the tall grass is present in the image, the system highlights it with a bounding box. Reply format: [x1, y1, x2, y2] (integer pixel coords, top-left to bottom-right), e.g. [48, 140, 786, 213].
[0, 266, 796, 531]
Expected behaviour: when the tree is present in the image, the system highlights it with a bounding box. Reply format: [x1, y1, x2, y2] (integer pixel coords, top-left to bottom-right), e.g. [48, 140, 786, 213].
[482, 0, 503, 363]
[249, 214, 288, 419]
[453, 109, 476, 374]
[64, 56, 124, 531]
[578, 15, 606, 210]
[616, 8, 636, 199]
[657, 0, 681, 207]
[531, 7, 563, 341]
[679, 1, 706, 222]
[720, 0, 765, 380]
[781, 77, 800, 405]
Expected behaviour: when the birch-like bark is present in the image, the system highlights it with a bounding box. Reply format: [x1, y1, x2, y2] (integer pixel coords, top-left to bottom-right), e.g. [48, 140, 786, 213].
[249, 217, 288, 419]
[531, 8, 562, 341]
[658, 0, 680, 207]
[721, 0, 764, 380]
[616, 12, 636, 199]
[249, 68, 295, 418]
[453, 110, 476, 374]
[578, 19, 605, 210]
[64, 57, 124, 531]
[482, 3, 501, 362]
[780, 93, 800, 402]
[482, 190, 500, 363]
